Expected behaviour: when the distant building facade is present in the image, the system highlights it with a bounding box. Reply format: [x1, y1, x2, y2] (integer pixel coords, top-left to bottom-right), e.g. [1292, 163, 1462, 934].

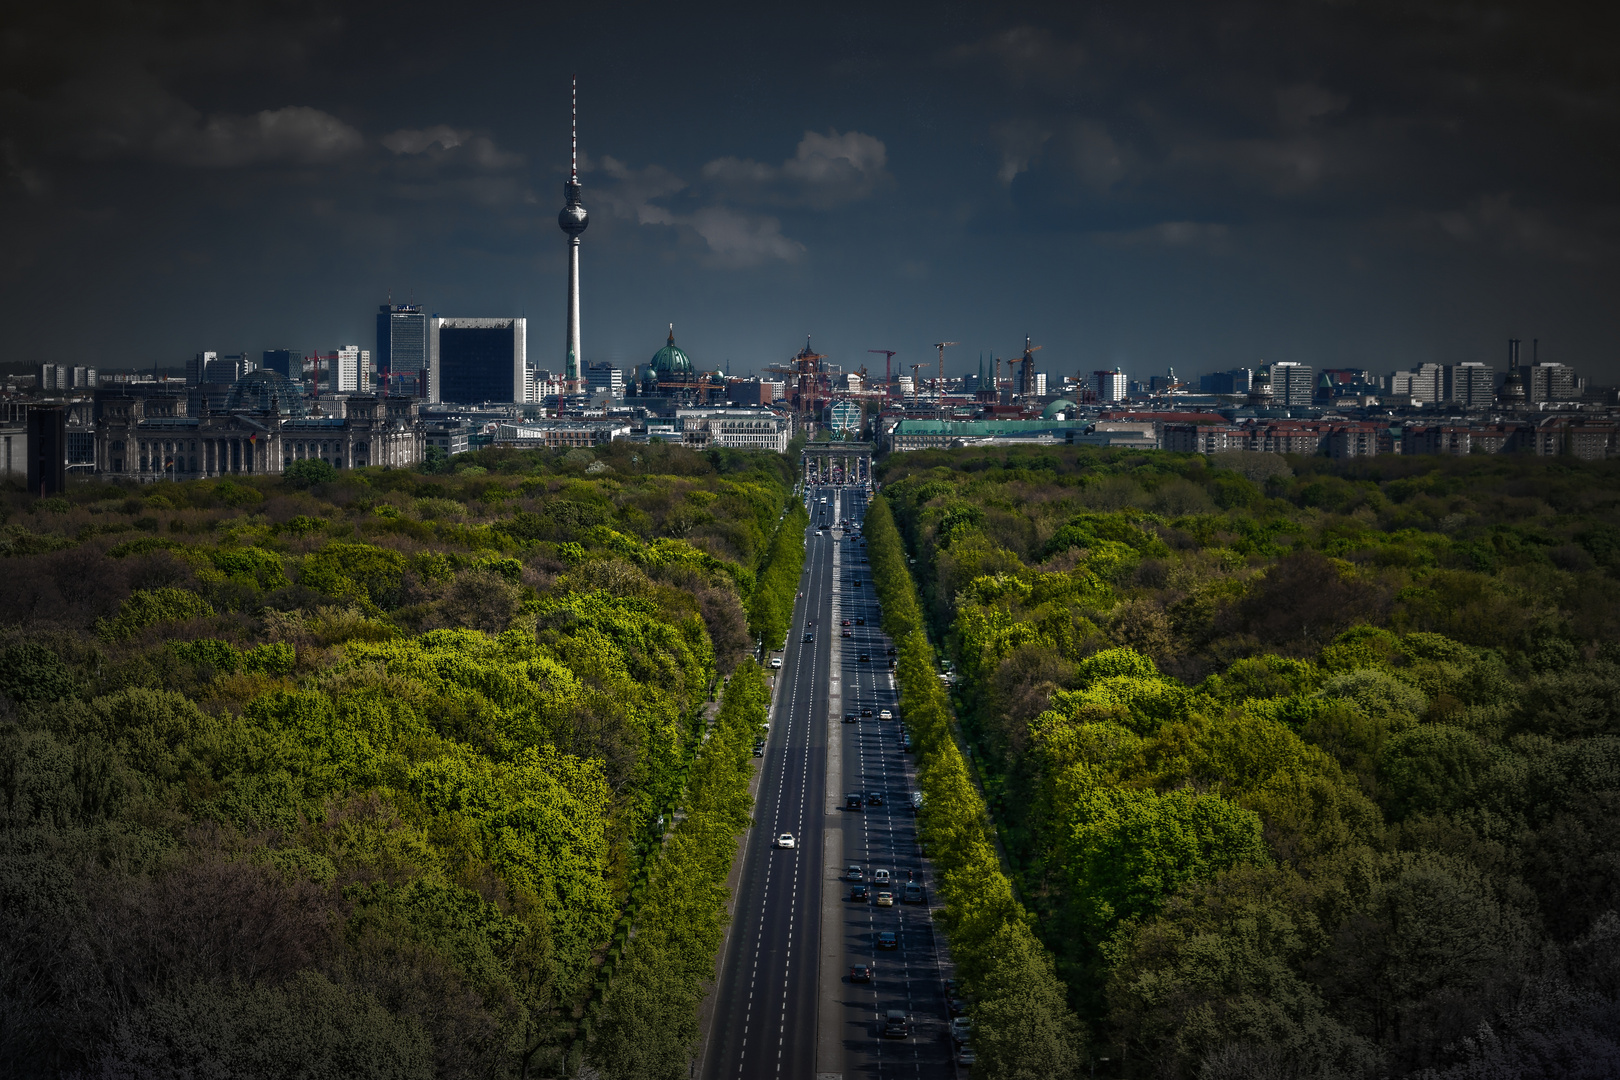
[377, 304, 429, 397]
[678, 408, 792, 453]
[429, 317, 528, 404]
[92, 378, 423, 479]
[1269, 362, 1316, 407]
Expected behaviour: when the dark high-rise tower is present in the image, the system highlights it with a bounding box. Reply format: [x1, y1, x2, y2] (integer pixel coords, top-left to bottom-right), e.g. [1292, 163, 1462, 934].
[558, 78, 588, 394]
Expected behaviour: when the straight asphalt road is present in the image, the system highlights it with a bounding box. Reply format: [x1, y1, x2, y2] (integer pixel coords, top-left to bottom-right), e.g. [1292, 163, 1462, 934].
[701, 485, 955, 1080]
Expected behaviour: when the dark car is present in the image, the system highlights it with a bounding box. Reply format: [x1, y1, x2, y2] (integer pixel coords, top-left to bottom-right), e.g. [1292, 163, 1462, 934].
[842, 619, 851, 626]
[846, 793, 864, 810]
[886, 646, 897, 655]
[858, 653, 869, 662]
[860, 706, 872, 717]
[803, 632, 814, 642]
[876, 931, 898, 949]
[844, 712, 856, 723]
[902, 883, 924, 903]
[853, 578, 862, 586]
[867, 791, 884, 806]
[850, 884, 869, 902]
[752, 740, 765, 757]
[948, 998, 967, 1016]
[842, 629, 852, 638]
[946, 978, 961, 996]
[902, 734, 913, 751]
[855, 617, 865, 625]
[850, 964, 872, 982]
[860, 539, 867, 545]
[882, 1009, 909, 1038]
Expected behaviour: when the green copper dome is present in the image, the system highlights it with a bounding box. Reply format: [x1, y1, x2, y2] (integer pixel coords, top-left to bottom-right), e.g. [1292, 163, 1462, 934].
[649, 326, 693, 377]
[1041, 398, 1076, 418]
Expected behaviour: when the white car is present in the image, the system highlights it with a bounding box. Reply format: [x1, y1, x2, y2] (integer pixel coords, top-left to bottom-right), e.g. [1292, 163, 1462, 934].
[872, 868, 890, 885]
[775, 833, 796, 849]
[769, 657, 783, 669]
[878, 709, 892, 720]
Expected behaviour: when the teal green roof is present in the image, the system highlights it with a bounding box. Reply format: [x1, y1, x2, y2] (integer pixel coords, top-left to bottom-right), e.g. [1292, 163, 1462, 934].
[893, 419, 1087, 435]
[1041, 398, 1077, 418]
[648, 327, 693, 377]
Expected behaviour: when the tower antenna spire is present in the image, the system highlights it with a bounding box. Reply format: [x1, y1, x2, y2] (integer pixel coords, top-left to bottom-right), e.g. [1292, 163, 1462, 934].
[571, 75, 578, 181]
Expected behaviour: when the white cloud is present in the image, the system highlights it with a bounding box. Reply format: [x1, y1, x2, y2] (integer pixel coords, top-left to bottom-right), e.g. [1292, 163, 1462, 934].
[701, 129, 890, 208]
[687, 207, 805, 266]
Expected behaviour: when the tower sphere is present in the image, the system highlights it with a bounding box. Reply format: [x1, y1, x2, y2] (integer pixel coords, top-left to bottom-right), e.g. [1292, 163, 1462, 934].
[559, 181, 588, 236]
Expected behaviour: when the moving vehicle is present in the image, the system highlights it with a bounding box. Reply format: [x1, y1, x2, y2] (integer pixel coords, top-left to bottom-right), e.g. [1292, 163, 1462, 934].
[878, 708, 892, 720]
[873, 868, 890, 885]
[852, 578, 861, 586]
[775, 833, 796, 849]
[861, 706, 872, 717]
[849, 964, 872, 982]
[855, 617, 865, 625]
[846, 792, 863, 810]
[876, 931, 898, 950]
[850, 884, 869, 902]
[902, 883, 924, 903]
[876, 891, 893, 907]
[842, 619, 851, 626]
[803, 632, 814, 642]
[858, 653, 869, 662]
[842, 629, 852, 638]
[846, 865, 864, 881]
[867, 791, 884, 806]
[769, 656, 782, 669]
[882, 1010, 909, 1038]
[844, 712, 857, 723]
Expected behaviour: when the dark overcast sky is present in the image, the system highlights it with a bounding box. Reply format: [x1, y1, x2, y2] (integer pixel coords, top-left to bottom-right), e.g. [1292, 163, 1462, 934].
[2, 0, 1617, 382]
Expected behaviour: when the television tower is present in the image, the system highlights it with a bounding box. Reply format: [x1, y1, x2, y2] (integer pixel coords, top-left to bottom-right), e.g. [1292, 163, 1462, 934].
[558, 77, 589, 395]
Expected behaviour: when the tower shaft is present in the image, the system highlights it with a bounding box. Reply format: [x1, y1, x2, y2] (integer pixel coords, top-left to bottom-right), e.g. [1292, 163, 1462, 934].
[566, 237, 582, 389]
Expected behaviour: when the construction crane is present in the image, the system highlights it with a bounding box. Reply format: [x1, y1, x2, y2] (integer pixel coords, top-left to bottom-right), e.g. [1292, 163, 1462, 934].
[909, 363, 925, 406]
[1018, 336, 1043, 399]
[868, 349, 897, 402]
[932, 342, 957, 414]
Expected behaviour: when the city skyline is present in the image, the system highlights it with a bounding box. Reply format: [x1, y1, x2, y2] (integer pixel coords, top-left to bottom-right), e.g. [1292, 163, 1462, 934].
[2, 0, 1615, 381]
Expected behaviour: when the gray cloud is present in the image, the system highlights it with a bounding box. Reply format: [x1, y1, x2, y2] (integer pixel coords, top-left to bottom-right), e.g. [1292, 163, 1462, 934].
[702, 129, 890, 208]
[382, 126, 521, 169]
[159, 106, 363, 167]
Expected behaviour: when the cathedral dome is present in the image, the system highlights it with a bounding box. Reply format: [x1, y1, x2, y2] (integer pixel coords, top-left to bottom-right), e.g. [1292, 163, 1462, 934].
[224, 369, 308, 417]
[649, 326, 694, 378]
[1041, 398, 1076, 419]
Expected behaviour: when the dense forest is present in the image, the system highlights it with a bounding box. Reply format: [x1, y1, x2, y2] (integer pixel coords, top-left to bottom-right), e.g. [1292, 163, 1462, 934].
[878, 447, 1620, 1079]
[0, 442, 795, 1078]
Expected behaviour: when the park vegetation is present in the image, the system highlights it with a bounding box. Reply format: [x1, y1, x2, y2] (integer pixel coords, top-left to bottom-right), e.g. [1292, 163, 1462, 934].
[878, 446, 1620, 1080]
[0, 441, 794, 1078]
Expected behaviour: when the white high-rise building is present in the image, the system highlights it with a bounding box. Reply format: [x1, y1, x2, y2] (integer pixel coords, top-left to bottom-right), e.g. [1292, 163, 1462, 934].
[1444, 363, 1494, 408]
[1093, 368, 1127, 402]
[335, 346, 370, 393]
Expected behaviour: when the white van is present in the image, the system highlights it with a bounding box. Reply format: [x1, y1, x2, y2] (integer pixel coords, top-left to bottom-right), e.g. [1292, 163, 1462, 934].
[873, 868, 890, 885]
